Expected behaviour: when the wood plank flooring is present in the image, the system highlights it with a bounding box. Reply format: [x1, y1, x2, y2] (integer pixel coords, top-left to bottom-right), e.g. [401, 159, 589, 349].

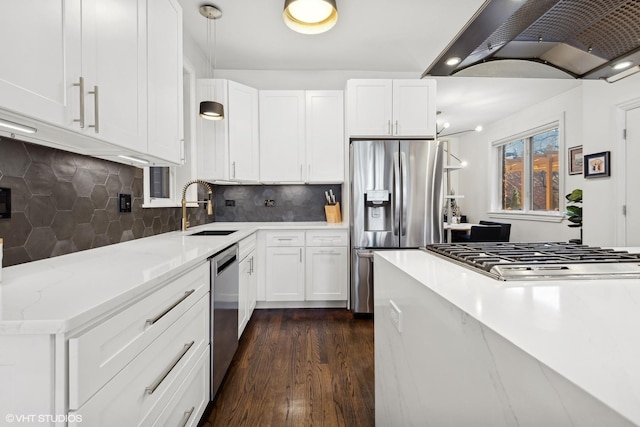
[202, 309, 374, 427]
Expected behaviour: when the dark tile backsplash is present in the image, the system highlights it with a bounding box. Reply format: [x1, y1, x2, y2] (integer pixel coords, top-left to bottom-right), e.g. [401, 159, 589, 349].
[213, 184, 342, 222]
[0, 137, 344, 268]
[0, 137, 212, 267]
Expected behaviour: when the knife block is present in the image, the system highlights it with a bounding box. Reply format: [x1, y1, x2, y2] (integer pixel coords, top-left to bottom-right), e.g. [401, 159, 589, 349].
[325, 202, 342, 223]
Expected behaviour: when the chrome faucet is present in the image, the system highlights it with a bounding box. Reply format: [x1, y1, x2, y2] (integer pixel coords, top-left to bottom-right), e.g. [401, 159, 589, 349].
[181, 180, 214, 231]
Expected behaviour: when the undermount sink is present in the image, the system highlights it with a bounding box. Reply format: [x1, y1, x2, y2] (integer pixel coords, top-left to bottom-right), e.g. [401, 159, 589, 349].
[189, 230, 238, 236]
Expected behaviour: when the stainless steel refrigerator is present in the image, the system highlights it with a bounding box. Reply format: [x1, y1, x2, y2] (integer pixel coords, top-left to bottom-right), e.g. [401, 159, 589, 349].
[350, 139, 444, 314]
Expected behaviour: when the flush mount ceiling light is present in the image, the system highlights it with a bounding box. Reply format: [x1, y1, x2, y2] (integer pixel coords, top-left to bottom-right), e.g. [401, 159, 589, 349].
[199, 4, 224, 120]
[283, 0, 338, 35]
[613, 61, 633, 70]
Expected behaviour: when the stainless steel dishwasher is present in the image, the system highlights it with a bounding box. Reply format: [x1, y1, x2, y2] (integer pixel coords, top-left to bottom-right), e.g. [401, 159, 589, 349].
[210, 243, 239, 400]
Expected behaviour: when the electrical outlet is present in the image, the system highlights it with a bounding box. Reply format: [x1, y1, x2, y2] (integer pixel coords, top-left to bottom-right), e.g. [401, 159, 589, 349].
[389, 300, 403, 333]
[264, 199, 275, 207]
[225, 200, 236, 206]
[118, 193, 131, 213]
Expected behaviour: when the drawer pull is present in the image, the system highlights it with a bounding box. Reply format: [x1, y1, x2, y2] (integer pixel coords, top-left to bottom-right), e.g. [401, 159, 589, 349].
[146, 289, 196, 326]
[145, 341, 195, 395]
[276, 238, 293, 241]
[178, 406, 196, 427]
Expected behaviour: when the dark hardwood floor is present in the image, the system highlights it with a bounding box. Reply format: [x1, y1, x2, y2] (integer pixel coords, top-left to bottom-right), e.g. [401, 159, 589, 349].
[202, 309, 374, 427]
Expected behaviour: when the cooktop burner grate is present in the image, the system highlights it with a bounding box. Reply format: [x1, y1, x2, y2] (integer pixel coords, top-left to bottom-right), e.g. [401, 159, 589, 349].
[424, 242, 640, 280]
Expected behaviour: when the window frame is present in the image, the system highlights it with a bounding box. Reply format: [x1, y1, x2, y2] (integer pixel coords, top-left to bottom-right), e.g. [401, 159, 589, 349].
[488, 118, 565, 223]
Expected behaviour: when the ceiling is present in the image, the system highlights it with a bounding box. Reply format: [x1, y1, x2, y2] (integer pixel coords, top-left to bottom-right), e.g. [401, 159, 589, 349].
[178, 0, 584, 135]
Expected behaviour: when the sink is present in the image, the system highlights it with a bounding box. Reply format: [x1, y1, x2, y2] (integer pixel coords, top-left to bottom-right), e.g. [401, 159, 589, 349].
[189, 230, 237, 236]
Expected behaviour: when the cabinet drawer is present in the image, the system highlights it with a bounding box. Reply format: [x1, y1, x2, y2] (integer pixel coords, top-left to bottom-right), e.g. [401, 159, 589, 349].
[148, 345, 210, 426]
[264, 230, 305, 247]
[68, 262, 209, 410]
[239, 233, 257, 260]
[69, 295, 209, 427]
[306, 230, 348, 247]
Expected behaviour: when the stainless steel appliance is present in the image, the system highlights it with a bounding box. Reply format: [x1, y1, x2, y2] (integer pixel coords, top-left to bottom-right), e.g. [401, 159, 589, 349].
[425, 242, 640, 281]
[210, 244, 239, 400]
[350, 139, 444, 314]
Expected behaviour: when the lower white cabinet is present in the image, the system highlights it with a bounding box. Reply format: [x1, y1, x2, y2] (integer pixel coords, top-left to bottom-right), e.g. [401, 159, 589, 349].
[305, 247, 348, 301]
[263, 229, 348, 303]
[238, 233, 258, 337]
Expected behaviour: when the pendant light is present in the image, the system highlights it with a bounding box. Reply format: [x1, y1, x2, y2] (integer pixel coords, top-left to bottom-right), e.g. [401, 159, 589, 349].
[199, 5, 224, 120]
[283, 0, 338, 35]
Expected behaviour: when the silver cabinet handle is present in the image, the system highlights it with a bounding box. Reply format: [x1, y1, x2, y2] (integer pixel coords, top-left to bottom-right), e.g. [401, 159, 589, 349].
[180, 139, 185, 164]
[307, 164, 311, 182]
[73, 77, 85, 128]
[232, 161, 236, 178]
[146, 289, 196, 326]
[178, 406, 195, 427]
[88, 85, 99, 133]
[387, 119, 391, 135]
[145, 341, 195, 395]
[299, 248, 302, 262]
[300, 164, 303, 181]
[249, 257, 254, 274]
[276, 238, 293, 241]
[395, 120, 398, 135]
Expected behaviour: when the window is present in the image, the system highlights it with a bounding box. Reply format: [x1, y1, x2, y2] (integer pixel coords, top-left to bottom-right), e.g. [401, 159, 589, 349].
[149, 167, 171, 199]
[494, 123, 561, 216]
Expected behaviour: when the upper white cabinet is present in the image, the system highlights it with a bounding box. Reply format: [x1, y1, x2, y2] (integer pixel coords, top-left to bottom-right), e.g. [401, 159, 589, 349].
[0, 0, 184, 166]
[0, 0, 80, 128]
[147, 0, 183, 164]
[306, 91, 344, 183]
[259, 90, 344, 184]
[259, 91, 306, 183]
[197, 79, 260, 183]
[346, 79, 436, 137]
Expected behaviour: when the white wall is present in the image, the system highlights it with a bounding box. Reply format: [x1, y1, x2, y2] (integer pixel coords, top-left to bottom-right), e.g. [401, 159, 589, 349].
[457, 85, 583, 243]
[581, 74, 640, 246]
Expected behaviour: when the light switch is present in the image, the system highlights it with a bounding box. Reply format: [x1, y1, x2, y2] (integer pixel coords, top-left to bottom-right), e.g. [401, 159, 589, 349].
[118, 193, 132, 213]
[389, 300, 403, 333]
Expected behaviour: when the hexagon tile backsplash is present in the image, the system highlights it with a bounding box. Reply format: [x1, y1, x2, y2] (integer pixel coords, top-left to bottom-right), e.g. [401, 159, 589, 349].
[0, 137, 212, 267]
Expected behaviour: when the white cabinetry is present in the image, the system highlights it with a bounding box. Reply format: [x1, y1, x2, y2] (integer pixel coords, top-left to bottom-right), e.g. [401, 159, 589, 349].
[259, 91, 306, 183]
[197, 79, 260, 182]
[147, 0, 183, 164]
[346, 79, 436, 137]
[262, 229, 348, 304]
[306, 91, 344, 183]
[238, 233, 257, 338]
[259, 90, 344, 184]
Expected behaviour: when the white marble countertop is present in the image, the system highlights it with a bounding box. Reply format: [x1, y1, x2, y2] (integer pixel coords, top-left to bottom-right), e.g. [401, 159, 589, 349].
[0, 222, 347, 335]
[376, 249, 640, 426]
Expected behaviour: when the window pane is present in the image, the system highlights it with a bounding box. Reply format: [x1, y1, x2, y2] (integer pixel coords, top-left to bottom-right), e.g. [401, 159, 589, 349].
[149, 167, 170, 199]
[531, 129, 559, 211]
[501, 140, 524, 210]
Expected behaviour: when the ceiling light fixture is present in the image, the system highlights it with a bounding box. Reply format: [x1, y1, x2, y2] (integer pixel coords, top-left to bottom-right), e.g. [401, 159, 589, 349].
[445, 57, 461, 66]
[606, 64, 640, 83]
[118, 155, 149, 164]
[199, 5, 224, 120]
[283, 0, 338, 35]
[613, 61, 633, 70]
[0, 118, 37, 134]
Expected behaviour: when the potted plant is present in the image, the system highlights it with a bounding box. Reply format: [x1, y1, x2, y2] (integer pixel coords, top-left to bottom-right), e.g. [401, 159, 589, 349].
[565, 189, 582, 244]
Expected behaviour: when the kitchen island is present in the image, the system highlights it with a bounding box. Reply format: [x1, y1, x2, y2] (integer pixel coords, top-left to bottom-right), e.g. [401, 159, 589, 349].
[374, 250, 640, 427]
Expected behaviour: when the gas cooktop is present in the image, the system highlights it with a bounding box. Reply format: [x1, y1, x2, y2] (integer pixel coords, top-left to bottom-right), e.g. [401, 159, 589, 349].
[424, 242, 640, 281]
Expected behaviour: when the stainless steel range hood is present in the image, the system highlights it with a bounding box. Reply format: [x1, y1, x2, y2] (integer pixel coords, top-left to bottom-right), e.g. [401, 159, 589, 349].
[423, 0, 640, 82]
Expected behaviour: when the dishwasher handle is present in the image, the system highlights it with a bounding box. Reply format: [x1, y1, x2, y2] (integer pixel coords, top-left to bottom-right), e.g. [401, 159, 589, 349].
[213, 245, 238, 276]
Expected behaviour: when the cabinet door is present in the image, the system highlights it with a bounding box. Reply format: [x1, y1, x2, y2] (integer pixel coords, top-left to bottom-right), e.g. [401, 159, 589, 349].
[0, 0, 81, 128]
[392, 80, 436, 137]
[196, 79, 229, 181]
[305, 247, 348, 301]
[306, 91, 344, 183]
[229, 81, 260, 182]
[248, 254, 257, 315]
[238, 256, 250, 338]
[265, 247, 305, 301]
[346, 79, 392, 137]
[259, 91, 305, 183]
[82, 0, 147, 152]
[147, 0, 183, 164]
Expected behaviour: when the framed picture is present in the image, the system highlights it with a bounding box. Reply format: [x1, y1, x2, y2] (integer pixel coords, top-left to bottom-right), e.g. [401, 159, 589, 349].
[568, 145, 583, 175]
[584, 151, 611, 178]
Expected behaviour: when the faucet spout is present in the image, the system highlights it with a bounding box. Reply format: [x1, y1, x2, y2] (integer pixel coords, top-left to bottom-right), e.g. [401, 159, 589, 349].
[181, 180, 214, 231]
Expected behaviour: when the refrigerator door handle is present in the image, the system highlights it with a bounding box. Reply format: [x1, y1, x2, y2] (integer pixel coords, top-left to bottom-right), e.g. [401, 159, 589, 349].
[400, 151, 407, 236]
[393, 152, 400, 236]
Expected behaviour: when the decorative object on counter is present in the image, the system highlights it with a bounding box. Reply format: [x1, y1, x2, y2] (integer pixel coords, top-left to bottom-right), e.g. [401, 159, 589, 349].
[181, 180, 214, 231]
[565, 188, 583, 244]
[584, 151, 610, 178]
[283, 0, 338, 34]
[568, 145, 583, 175]
[199, 5, 225, 120]
[444, 189, 461, 222]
